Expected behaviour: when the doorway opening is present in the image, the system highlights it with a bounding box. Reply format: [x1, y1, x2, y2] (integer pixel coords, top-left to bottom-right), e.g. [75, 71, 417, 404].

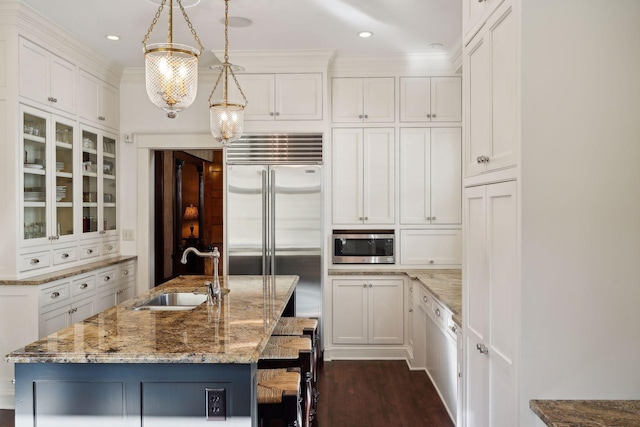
[152, 149, 223, 286]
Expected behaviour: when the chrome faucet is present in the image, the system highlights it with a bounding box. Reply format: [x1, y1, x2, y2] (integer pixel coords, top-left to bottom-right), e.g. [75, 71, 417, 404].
[181, 246, 221, 301]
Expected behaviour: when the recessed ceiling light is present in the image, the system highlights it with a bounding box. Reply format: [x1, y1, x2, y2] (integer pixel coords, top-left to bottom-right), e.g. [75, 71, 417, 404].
[221, 16, 252, 28]
[429, 43, 444, 49]
[105, 35, 120, 41]
[358, 31, 373, 38]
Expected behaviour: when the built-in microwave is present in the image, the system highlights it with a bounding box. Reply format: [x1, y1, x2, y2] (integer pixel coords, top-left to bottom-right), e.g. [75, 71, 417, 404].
[332, 230, 395, 264]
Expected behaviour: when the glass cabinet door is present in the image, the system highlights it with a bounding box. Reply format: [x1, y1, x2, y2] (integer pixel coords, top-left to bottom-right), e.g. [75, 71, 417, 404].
[82, 129, 99, 234]
[22, 109, 49, 242]
[102, 136, 117, 233]
[53, 118, 75, 238]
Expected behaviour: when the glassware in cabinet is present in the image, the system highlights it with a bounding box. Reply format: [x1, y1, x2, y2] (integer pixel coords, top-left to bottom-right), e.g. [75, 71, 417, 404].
[81, 129, 99, 235]
[101, 136, 117, 233]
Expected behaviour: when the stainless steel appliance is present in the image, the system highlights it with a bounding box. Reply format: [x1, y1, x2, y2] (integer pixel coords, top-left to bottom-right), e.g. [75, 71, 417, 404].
[225, 134, 323, 330]
[332, 230, 395, 264]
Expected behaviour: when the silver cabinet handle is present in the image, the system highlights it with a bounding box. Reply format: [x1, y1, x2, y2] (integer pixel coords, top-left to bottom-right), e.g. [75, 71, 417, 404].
[107, 245, 114, 251]
[368, 284, 372, 288]
[363, 283, 367, 288]
[476, 343, 489, 354]
[435, 308, 441, 317]
[426, 216, 432, 220]
[80, 283, 88, 289]
[87, 249, 93, 254]
[61, 253, 69, 259]
[477, 156, 483, 164]
[270, 112, 275, 116]
[30, 258, 40, 265]
[451, 324, 458, 333]
[275, 112, 280, 116]
[423, 296, 428, 303]
[364, 216, 369, 220]
[431, 217, 436, 221]
[51, 291, 60, 299]
[116, 289, 125, 295]
[409, 309, 413, 313]
[426, 114, 431, 118]
[104, 276, 111, 282]
[358, 115, 363, 119]
[99, 230, 106, 235]
[98, 116, 106, 121]
[364, 114, 368, 119]
[432, 113, 437, 118]
[429, 260, 434, 264]
[123, 270, 129, 276]
[68, 307, 77, 314]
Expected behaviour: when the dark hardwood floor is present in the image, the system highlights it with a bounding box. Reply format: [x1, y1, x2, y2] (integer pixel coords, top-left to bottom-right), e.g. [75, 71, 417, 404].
[0, 360, 453, 427]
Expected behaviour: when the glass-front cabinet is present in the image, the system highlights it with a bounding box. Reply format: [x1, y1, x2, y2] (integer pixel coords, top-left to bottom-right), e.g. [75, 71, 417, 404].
[21, 105, 76, 245]
[81, 126, 117, 237]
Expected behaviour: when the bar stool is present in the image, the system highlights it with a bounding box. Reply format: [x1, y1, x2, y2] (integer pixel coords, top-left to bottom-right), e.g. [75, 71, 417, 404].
[257, 368, 302, 427]
[271, 317, 319, 418]
[260, 336, 313, 427]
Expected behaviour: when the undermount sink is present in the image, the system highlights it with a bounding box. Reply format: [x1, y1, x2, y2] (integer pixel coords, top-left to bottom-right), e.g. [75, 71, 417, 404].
[133, 292, 208, 311]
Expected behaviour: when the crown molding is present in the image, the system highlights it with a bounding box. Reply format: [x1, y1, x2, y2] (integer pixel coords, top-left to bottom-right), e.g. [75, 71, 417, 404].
[329, 53, 458, 76]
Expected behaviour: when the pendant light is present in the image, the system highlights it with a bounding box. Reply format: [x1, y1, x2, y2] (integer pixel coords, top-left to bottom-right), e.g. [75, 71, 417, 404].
[143, 0, 203, 118]
[208, 0, 248, 145]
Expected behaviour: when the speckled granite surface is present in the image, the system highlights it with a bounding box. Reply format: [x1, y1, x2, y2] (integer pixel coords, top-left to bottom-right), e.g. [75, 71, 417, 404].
[0, 255, 137, 285]
[5, 274, 298, 364]
[328, 268, 462, 326]
[530, 400, 640, 427]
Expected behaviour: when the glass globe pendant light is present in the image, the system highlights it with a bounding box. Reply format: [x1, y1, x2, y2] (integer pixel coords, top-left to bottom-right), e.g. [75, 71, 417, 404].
[142, 0, 204, 118]
[208, 0, 248, 145]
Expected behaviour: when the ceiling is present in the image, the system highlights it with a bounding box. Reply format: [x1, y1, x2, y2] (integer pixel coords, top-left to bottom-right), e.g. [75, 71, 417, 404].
[19, 0, 462, 69]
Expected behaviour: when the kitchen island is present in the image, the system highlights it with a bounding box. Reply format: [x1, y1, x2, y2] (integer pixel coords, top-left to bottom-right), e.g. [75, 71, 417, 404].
[5, 274, 299, 427]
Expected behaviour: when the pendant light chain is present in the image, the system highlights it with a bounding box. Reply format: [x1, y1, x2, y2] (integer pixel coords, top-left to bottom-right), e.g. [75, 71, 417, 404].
[142, 0, 167, 48]
[177, 0, 204, 52]
[142, 0, 203, 52]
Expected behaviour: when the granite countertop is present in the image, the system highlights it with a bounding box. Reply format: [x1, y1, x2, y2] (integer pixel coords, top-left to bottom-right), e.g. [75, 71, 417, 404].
[5, 274, 298, 364]
[530, 400, 640, 427]
[328, 268, 462, 326]
[0, 255, 137, 286]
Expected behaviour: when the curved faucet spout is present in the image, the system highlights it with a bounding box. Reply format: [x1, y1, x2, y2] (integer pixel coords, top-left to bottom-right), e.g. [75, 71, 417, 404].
[180, 246, 220, 264]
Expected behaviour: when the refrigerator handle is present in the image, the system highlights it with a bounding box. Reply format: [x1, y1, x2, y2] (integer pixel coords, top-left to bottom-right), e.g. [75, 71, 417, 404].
[262, 170, 268, 276]
[270, 169, 276, 287]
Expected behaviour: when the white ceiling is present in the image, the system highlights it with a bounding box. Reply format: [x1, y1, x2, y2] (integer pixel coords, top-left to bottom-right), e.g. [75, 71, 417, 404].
[19, 0, 462, 69]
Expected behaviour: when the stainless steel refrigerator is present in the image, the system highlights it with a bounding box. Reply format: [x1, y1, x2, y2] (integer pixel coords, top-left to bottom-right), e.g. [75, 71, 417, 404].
[225, 134, 323, 337]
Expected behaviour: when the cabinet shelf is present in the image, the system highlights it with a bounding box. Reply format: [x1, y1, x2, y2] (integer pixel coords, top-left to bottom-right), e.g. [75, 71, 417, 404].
[24, 202, 46, 208]
[82, 172, 98, 178]
[55, 141, 73, 150]
[24, 168, 45, 176]
[23, 134, 46, 144]
[82, 147, 97, 155]
[56, 202, 73, 208]
[83, 202, 98, 208]
[56, 171, 72, 179]
[103, 203, 116, 208]
[103, 174, 115, 180]
[103, 152, 115, 159]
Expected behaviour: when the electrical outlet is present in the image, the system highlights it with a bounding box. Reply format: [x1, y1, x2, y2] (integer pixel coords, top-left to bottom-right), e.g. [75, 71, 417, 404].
[205, 388, 226, 421]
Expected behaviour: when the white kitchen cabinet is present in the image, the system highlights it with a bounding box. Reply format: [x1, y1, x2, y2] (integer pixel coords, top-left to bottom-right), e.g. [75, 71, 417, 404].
[80, 125, 118, 238]
[412, 282, 427, 370]
[400, 128, 461, 225]
[19, 37, 76, 114]
[332, 128, 395, 225]
[19, 105, 79, 272]
[399, 229, 462, 266]
[463, 0, 506, 41]
[464, 180, 517, 427]
[77, 69, 119, 130]
[464, 0, 517, 178]
[400, 77, 461, 123]
[332, 77, 394, 123]
[332, 277, 404, 345]
[228, 73, 322, 120]
[407, 280, 415, 359]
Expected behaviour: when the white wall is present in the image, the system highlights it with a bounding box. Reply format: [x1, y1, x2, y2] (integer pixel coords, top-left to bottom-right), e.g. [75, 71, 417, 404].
[520, 0, 640, 423]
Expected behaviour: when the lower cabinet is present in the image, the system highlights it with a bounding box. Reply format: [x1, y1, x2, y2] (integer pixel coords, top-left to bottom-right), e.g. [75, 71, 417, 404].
[40, 295, 95, 337]
[332, 277, 404, 345]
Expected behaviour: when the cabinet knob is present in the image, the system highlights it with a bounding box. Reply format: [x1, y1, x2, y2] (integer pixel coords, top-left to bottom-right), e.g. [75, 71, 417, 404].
[477, 156, 483, 164]
[123, 270, 129, 276]
[104, 276, 111, 282]
[435, 308, 441, 317]
[51, 291, 60, 299]
[87, 249, 93, 254]
[432, 113, 437, 118]
[409, 309, 413, 313]
[364, 216, 369, 220]
[426, 217, 432, 221]
[431, 217, 436, 221]
[451, 324, 458, 333]
[363, 283, 367, 288]
[98, 116, 106, 121]
[61, 253, 69, 259]
[99, 230, 106, 235]
[107, 245, 114, 251]
[275, 112, 280, 116]
[80, 283, 88, 289]
[358, 115, 363, 119]
[476, 343, 489, 354]
[359, 216, 364, 220]
[364, 114, 368, 119]
[423, 296, 428, 303]
[30, 258, 40, 265]
[429, 260, 434, 264]
[368, 283, 372, 288]
[270, 112, 275, 116]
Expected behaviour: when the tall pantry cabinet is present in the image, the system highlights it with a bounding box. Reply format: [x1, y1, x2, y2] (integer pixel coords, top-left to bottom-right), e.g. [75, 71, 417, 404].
[462, 0, 519, 426]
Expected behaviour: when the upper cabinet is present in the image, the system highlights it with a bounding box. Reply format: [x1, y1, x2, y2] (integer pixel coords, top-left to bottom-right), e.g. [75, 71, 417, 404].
[400, 77, 462, 123]
[77, 70, 119, 130]
[463, 0, 506, 41]
[226, 73, 323, 121]
[19, 37, 76, 114]
[332, 128, 395, 225]
[464, 0, 517, 178]
[332, 77, 395, 123]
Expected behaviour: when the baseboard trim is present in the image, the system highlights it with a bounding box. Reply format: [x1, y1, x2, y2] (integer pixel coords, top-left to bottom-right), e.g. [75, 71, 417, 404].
[0, 390, 14, 410]
[324, 346, 408, 361]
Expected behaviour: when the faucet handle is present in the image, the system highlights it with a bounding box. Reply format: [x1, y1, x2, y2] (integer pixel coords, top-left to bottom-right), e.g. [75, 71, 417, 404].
[212, 247, 220, 258]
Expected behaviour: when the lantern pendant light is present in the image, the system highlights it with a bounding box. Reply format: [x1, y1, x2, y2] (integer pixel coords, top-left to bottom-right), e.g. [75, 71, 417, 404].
[208, 0, 248, 145]
[142, 0, 203, 118]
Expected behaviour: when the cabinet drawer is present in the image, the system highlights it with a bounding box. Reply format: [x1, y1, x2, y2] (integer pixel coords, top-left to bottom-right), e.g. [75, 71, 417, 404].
[418, 285, 431, 312]
[40, 282, 70, 308]
[430, 298, 449, 330]
[97, 268, 117, 288]
[20, 251, 50, 272]
[79, 243, 100, 260]
[71, 275, 96, 298]
[52, 246, 77, 265]
[119, 262, 135, 280]
[102, 240, 119, 255]
[400, 229, 462, 265]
